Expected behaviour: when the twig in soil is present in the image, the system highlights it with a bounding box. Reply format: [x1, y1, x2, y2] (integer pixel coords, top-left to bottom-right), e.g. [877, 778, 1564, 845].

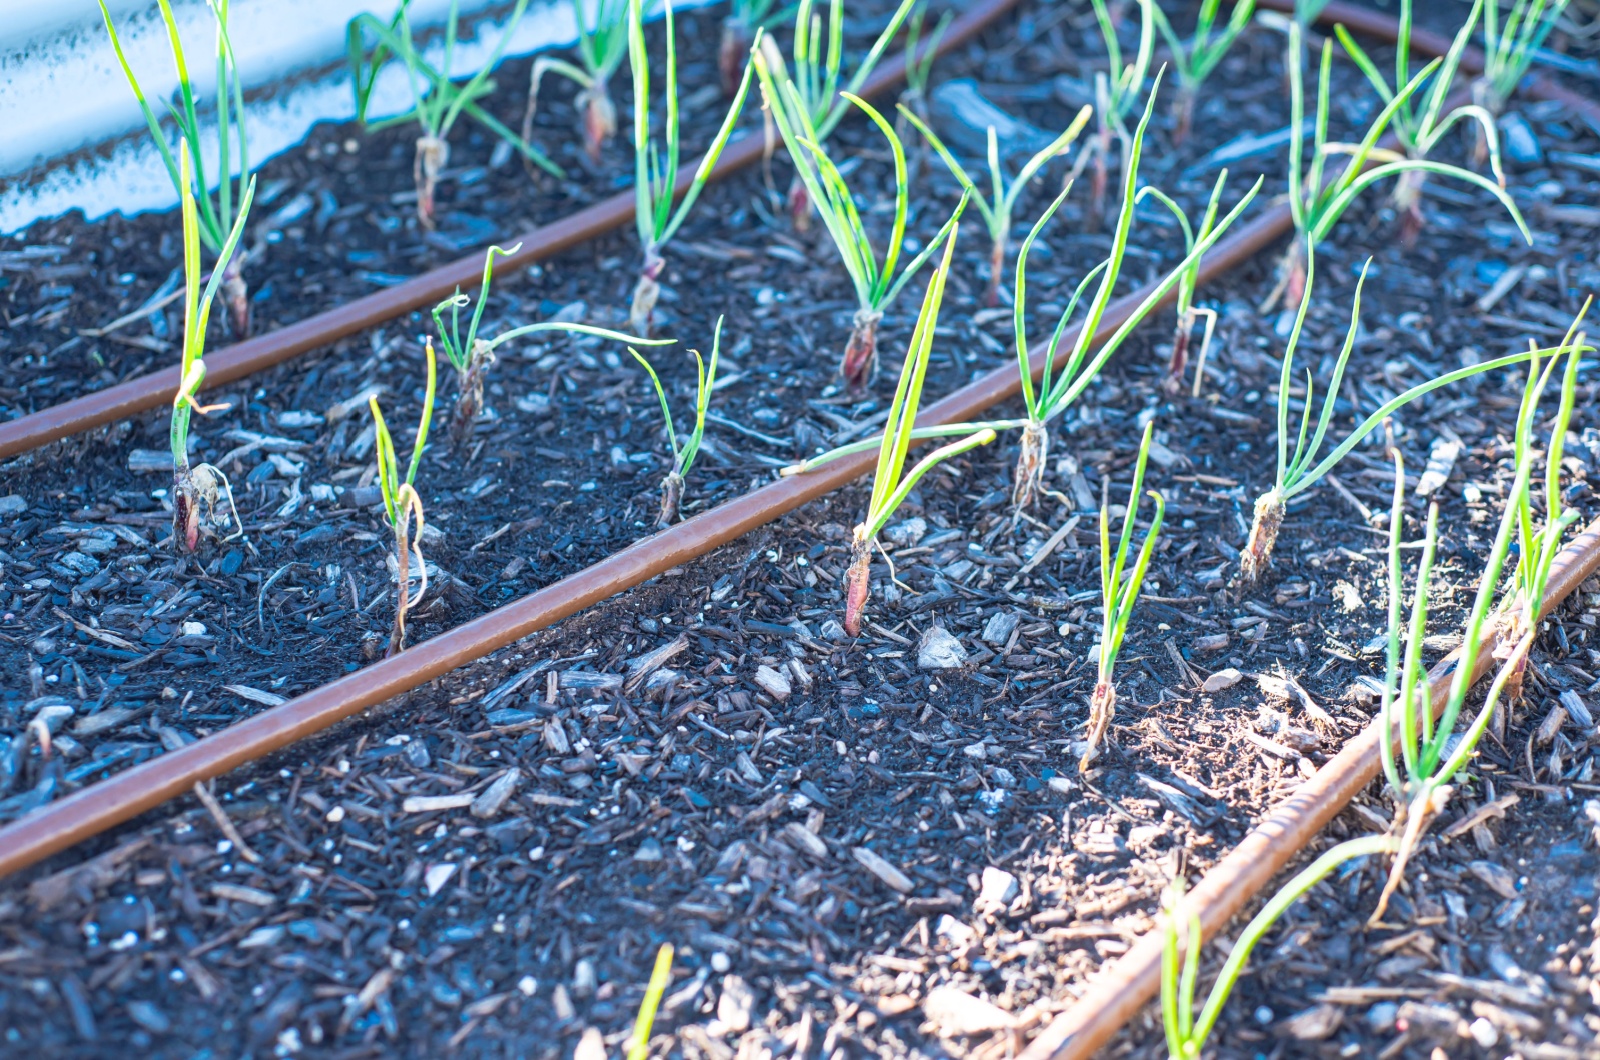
[367, 341, 438, 656]
[842, 224, 996, 636]
[762, 0, 918, 229]
[191, 779, 262, 864]
[754, 45, 965, 391]
[632, 317, 723, 526]
[1081, 422, 1165, 773]
[347, 0, 563, 228]
[897, 102, 1091, 307]
[432, 244, 667, 447]
[1237, 248, 1555, 584]
[1151, 0, 1256, 144]
[98, 0, 255, 335]
[1009, 82, 1260, 510]
[1264, 19, 1530, 311]
[1160, 835, 1398, 1058]
[523, 0, 627, 164]
[627, 0, 756, 335]
[1336, 0, 1520, 245]
[169, 146, 254, 555]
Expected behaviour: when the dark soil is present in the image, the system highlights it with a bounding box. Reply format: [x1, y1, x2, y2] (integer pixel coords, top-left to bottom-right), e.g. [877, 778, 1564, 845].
[2, 1, 1600, 1058]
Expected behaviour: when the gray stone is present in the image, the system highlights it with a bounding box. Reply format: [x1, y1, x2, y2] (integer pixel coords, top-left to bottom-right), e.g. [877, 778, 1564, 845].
[1500, 112, 1542, 164]
[981, 611, 1020, 646]
[918, 626, 968, 669]
[56, 552, 100, 577]
[929, 79, 1052, 160]
[978, 866, 1018, 909]
[883, 516, 928, 548]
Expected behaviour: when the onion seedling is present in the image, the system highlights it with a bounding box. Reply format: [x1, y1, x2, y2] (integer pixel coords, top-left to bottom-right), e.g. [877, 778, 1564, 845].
[431, 244, 669, 446]
[367, 341, 437, 657]
[1160, 835, 1399, 1059]
[523, 0, 627, 163]
[1267, 20, 1530, 310]
[895, 7, 954, 149]
[1133, 170, 1236, 396]
[842, 224, 995, 637]
[1150, 0, 1256, 143]
[1081, 421, 1165, 772]
[1337, 0, 1512, 244]
[897, 103, 1092, 307]
[347, 0, 563, 229]
[625, 944, 675, 1060]
[755, 45, 966, 390]
[1008, 80, 1262, 510]
[1238, 249, 1547, 583]
[627, 0, 756, 334]
[100, 0, 254, 336]
[721, 0, 780, 98]
[1493, 304, 1588, 702]
[631, 317, 724, 526]
[769, 0, 918, 227]
[1475, 0, 1573, 150]
[1071, 0, 1154, 226]
[1364, 313, 1586, 920]
[171, 145, 254, 554]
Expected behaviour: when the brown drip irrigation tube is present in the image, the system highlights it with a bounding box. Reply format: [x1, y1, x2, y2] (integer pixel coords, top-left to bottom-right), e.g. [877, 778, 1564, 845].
[0, 0, 1019, 462]
[1020, 520, 1600, 1060]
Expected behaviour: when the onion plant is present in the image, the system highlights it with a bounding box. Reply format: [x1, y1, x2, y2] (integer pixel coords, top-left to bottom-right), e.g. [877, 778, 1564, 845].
[843, 225, 996, 637]
[895, 7, 954, 148]
[1150, 0, 1256, 143]
[755, 45, 966, 390]
[1493, 305, 1589, 702]
[367, 341, 437, 657]
[721, 0, 780, 97]
[1337, 0, 1510, 243]
[347, 0, 563, 230]
[625, 944, 675, 1060]
[99, 0, 254, 336]
[1475, 0, 1573, 146]
[432, 244, 669, 446]
[523, 0, 628, 163]
[171, 146, 254, 554]
[897, 103, 1092, 307]
[631, 317, 723, 526]
[1009, 81, 1262, 510]
[1071, 0, 1154, 225]
[1238, 249, 1546, 583]
[1133, 170, 1236, 396]
[1363, 312, 1586, 920]
[1267, 20, 1530, 310]
[1081, 422, 1165, 772]
[627, 0, 756, 334]
[770, 0, 918, 227]
[1160, 835, 1399, 1058]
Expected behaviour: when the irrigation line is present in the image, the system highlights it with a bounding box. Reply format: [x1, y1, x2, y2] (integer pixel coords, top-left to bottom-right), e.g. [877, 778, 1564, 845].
[0, 0, 1020, 462]
[1019, 519, 1600, 1060]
